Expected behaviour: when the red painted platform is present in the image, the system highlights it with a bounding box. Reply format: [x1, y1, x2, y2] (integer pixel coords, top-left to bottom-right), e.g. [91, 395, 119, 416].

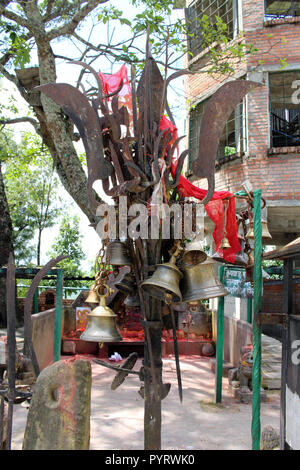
[62, 336, 215, 358]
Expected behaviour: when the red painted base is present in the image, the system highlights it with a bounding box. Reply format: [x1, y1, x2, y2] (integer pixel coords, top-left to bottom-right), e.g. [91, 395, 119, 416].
[62, 336, 215, 358]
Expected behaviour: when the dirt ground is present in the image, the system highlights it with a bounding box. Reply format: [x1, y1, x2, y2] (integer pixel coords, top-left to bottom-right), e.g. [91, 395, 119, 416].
[10, 355, 280, 450]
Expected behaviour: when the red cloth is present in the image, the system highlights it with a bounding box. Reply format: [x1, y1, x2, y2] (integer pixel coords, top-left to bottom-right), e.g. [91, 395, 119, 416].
[159, 116, 241, 262]
[99, 64, 133, 124]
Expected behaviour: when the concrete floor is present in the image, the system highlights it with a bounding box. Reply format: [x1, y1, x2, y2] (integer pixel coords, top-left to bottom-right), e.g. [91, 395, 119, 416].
[10, 355, 280, 450]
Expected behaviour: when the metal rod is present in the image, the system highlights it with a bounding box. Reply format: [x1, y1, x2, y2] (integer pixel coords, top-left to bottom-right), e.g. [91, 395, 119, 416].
[215, 265, 225, 404]
[5, 253, 16, 450]
[251, 189, 263, 451]
[53, 269, 63, 363]
[93, 359, 140, 375]
[169, 305, 183, 402]
[0, 397, 4, 448]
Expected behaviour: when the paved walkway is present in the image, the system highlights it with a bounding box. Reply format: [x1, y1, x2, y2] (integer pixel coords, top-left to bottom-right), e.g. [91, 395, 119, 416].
[10, 355, 280, 450]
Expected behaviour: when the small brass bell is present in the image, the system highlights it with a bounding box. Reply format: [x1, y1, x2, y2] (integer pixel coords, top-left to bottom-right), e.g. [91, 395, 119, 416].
[106, 240, 132, 266]
[115, 272, 136, 295]
[124, 292, 140, 307]
[181, 256, 228, 302]
[219, 233, 231, 250]
[85, 283, 100, 303]
[181, 238, 207, 267]
[80, 285, 122, 343]
[141, 250, 182, 304]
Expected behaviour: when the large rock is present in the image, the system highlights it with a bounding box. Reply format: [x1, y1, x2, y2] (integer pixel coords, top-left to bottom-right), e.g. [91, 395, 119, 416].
[23, 358, 91, 450]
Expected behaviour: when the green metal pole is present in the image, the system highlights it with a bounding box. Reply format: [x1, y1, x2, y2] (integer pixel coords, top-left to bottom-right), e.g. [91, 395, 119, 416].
[247, 298, 253, 324]
[33, 288, 39, 314]
[215, 265, 225, 404]
[251, 189, 263, 450]
[53, 269, 63, 362]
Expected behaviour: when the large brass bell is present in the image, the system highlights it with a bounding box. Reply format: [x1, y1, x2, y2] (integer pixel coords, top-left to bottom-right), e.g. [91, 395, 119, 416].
[86, 283, 100, 303]
[115, 272, 136, 295]
[106, 240, 132, 266]
[80, 285, 122, 342]
[246, 221, 272, 244]
[181, 238, 207, 267]
[181, 256, 228, 302]
[141, 251, 182, 303]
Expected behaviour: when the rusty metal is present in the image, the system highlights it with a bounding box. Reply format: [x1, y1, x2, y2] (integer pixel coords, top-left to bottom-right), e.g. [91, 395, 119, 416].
[168, 305, 183, 403]
[192, 80, 261, 205]
[23, 254, 67, 378]
[36, 48, 263, 451]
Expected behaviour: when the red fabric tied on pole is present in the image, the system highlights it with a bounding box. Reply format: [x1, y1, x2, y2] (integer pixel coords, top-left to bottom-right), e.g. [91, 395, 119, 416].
[99, 64, 133, 124]
[159, 116, 241, 263]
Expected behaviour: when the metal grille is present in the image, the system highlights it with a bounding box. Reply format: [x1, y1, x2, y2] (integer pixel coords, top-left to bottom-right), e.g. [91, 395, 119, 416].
[189, 98, 247, 168]
[265, 0, 300, 19]
[270, 71, 300, 148]
[186, 0, 236, 58]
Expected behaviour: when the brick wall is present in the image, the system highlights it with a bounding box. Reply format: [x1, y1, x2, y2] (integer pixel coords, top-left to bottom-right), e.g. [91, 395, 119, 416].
[262, 280, 300, 315]
[185, 0, 300, 199]
[194, 153, 300, 199]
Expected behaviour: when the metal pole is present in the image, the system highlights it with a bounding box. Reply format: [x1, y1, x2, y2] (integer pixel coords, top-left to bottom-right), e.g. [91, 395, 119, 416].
[215, 265, 225, 403]
[247, 298, 253, 324]
[33, 287, 39, 314]
[251, 189, 263, 450]
[280, 258, 293, 449]
[53, 269, 63, 362]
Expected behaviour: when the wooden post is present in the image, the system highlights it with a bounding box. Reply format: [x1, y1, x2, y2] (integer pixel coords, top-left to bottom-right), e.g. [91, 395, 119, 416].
[215, 265, 225, 403]
[53, 269, 63, 362]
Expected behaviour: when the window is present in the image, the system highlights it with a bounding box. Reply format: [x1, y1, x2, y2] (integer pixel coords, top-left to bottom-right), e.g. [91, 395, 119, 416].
[186, 0, 239, 59]
[265, 0, 300, 19]
[189, 97, 247, 169]
[270, 71, 300, 148]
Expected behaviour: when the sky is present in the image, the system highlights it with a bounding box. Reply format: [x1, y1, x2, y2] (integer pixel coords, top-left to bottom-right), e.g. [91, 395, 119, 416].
[1, 1, 187, 272]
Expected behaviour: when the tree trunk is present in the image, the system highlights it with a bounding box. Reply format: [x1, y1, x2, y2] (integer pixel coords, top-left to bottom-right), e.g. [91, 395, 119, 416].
[0, 163, 13, 326]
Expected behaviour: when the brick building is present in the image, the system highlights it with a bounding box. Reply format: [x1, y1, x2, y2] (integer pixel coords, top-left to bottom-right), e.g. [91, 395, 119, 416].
[182, 0, 300, 245]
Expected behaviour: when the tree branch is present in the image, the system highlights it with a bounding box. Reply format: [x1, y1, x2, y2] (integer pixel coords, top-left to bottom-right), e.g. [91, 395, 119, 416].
[0, 117, 41, 134]
[1, 7, 30, 30]
[46, 0, 110, 41]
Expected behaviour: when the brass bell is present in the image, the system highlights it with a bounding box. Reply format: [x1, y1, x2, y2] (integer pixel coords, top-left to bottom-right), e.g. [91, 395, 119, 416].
[181, 256, 228, 302]
[219, 234, 231, 250]
[181, 238, 207, 267]
[141, 251, 182, 304]
[246, 221, 272, 244]
[80, 285, 122, 342]
[106, 240, 132, 266]
[85, 283, 100, 303]
[124, 292, 140, 307]
[115, 272, 136, 295]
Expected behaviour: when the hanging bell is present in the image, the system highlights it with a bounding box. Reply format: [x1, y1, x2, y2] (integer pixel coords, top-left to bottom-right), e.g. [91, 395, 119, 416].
[219, 233, 231, 250]
[80, 285, 122, 342]
[181, 238, 207, 267]
[181, 256, 228, 302]
[106, 240, 132, 266]
[115, 272, 136, 295]
[124, 292, 140, 307]
[246, 221, 272, 244]
[85, 283, 100, 303]
[141, 252, 182, 304]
